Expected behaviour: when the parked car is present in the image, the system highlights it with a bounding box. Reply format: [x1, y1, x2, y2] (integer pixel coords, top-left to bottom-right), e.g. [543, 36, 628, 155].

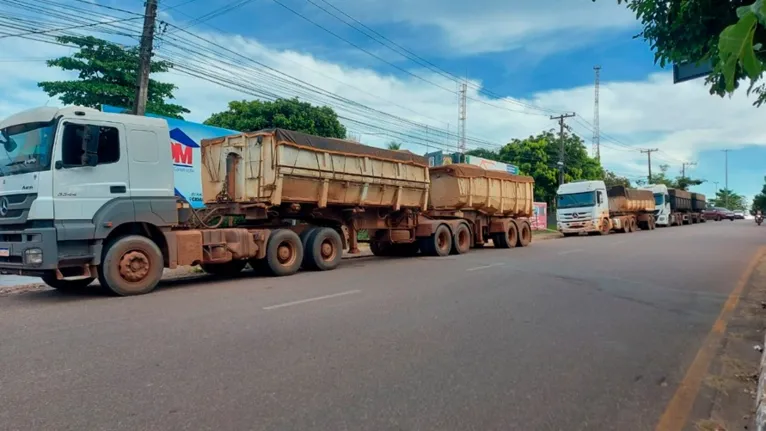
[733, 210, 746, 220]
[703, 207, 735, 221]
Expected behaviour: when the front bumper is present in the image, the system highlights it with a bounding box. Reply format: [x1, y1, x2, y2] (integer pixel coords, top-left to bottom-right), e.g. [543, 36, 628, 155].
[557, 220, 599, 234]
[0, 227, 61, 275]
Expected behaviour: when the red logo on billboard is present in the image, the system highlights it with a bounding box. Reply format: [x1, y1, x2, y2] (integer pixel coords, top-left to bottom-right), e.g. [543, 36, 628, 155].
[171, 142, 193, 166]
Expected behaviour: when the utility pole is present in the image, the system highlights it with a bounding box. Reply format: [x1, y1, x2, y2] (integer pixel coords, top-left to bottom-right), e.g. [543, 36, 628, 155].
[640, 148, 658, 184]
[592, 66, 601, 162]
[550, 113, 576, 186]
[723, 150, 730, 208]
[133, 0, 158, 116]
[713, 181, 719, 196]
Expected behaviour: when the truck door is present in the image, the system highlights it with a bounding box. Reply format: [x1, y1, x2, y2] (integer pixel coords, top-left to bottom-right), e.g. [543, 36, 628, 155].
[52, 119, 130, 221]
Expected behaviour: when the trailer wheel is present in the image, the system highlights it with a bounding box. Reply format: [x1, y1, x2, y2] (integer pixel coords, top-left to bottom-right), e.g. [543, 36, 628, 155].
[263, 229, 303, 277]
[299, 227, 319, 254]
[451, 224, 472, 255]
[304, 228, 343, 271]
[516, 221, 532, 247]
[41, 273, 95, 292]
[370, 240, 391, 256]
[420, 224, 452, 256]
[98, 235, 164, 296]
[200, 260, 247, 276]
[630, 218, 638, 232]
[494, 223, 518, 249]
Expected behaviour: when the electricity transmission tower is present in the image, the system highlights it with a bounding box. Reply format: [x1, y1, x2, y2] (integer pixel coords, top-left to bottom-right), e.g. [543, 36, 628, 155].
[592, 66, 601, 162]
[458, 81, 467, 153]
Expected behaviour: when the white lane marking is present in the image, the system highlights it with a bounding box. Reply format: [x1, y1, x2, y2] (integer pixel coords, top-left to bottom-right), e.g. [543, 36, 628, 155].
[466, 263, 505, 272]
[262, 290, 362, 310]
[557, 248, 584, 256]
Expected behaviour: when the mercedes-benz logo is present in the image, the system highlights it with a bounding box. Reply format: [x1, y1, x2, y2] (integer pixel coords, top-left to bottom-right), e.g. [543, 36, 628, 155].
[0, 197, 9, 217]
[571, 213, 579, 219]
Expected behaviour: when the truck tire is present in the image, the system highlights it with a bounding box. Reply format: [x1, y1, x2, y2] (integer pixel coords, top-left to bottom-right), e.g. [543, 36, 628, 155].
[263, 229, 303, 277]
[41, 273, 95, 292]
[370, 240, 391, 257]
[392, 242, 420, 257]
[420, 224, 452, 256]
[200, 260, 247, 276]
[597, 219, 610, 235]
[451, 223, 472, 255]
[98, 235, 164, 296]
[494, 223, 518, 249]
[516, 220, 532, 247]
[630, 218, 638, 232]
[304, 228, 343, 271]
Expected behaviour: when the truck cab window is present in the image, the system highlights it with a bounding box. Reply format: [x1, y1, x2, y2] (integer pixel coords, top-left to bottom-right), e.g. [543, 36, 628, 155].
[61, 124, 120, 166]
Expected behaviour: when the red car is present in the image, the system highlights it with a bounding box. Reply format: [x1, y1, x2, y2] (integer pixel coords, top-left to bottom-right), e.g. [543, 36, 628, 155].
[703, 207, 735, 221]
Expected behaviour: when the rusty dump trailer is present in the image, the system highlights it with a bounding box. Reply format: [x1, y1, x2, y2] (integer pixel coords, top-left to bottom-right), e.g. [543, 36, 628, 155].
[668, 188, 701, 225]
[174, 129, 535, 280]
[690, 192, 707, 224]
[606, 186, 657, 232]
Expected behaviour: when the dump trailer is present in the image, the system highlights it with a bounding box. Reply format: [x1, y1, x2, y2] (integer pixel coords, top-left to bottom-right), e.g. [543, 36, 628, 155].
[691, 193, 707, 224]
[556, 180, 656, 236]
[668, 188, 695, 225]
[0, 106, 539, 296]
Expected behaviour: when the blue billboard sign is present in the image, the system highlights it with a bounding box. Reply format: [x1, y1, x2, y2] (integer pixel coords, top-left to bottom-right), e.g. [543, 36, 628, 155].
[101, 105, 238, 208]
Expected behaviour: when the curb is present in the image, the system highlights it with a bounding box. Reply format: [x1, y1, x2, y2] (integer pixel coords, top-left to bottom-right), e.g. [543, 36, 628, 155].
[757, 333, 766, 431]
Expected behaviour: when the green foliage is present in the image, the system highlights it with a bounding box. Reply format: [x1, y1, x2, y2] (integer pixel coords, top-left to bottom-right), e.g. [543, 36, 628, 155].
[603, 170, 632, 188]
[634, 164, 704, 190]
[38, 36, 189, 119]
[466, 130, 603, 204]
[751, 176, 766, 212]
[387, 141, 402, 150]
[602, 0, 766, 106]
[204, 98, 347, 138]
[711, 188, 746, 210]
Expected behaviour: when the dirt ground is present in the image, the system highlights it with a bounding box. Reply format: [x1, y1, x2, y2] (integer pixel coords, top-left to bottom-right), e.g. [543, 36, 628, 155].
[690, 253, 766, 431]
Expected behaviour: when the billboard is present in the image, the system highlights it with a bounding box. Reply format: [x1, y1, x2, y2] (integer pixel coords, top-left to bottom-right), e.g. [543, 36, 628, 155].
[101, 105, 238, 208]
[464, 155, 519, 174]
[531, 202, 548, 230]
[425, 150, 463, 167]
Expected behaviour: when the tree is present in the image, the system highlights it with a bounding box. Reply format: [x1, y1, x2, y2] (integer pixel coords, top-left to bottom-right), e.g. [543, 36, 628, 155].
[204, 98, 347, 138]
[602, 0, 766, 106]
[752, 177, 766, 213]
[387, 141, 402, 150]
[604, 170, 631, 188]
[634, 164, 704, 190]
[467, 130, 603, 204]
[38, 36, 189, 119]
[711, 188, 746, 210]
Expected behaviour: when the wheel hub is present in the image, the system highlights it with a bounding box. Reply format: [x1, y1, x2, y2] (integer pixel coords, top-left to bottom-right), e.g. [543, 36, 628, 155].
[119, 251, 150, 282]
[277, 244, 294, 264]
[321, 241, 335, 260]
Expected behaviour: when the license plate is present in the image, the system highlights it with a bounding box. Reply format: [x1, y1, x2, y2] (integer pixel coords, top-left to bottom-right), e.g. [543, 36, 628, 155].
[570, 224, 583, 228]
[0, 248, 9, 257]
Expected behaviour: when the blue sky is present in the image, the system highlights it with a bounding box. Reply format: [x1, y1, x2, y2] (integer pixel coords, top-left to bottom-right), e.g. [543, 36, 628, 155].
[1, 0, 764, 204]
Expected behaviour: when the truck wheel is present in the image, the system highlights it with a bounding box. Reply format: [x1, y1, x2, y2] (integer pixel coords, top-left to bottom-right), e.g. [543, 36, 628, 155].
[371, 240, 395, 256]
[99, 235, 164, 296]
[597, 219, 610, 235]
[630, 218, 638, 232]
[264, 229, 303, 277]
[41, 273, 95, 292]
[516, 221, 532, 247]
[451, 224, 472, 255]
[391, 242, 420, 257]
[494, 223, 518, 249]
[420, 225, 452, 256]
[299, 227, 319, 255]
[200, 260, 247, 276]
[304, 228, 343, 271]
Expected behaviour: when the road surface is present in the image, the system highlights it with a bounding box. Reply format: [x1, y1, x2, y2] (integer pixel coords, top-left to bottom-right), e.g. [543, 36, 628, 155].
[0, 220, 761, 430]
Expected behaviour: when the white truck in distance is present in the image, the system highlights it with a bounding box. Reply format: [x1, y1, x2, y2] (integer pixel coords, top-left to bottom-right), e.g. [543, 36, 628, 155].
[640, 184, 672, 227]
[556, 180, 656, 236]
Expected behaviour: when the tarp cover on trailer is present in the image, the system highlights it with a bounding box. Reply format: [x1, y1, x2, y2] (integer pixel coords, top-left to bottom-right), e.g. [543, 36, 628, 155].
[204, 128, 428, 166]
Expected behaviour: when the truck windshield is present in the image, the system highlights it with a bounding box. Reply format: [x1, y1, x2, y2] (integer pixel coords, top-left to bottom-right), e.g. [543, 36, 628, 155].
[0, 121, 56, 177]
[654, 193, 663, 206]
[557, 191, 596, 209]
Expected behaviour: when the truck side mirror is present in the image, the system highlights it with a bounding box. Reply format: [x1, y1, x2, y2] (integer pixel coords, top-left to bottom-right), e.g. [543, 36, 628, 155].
[597, 192, 603, 204]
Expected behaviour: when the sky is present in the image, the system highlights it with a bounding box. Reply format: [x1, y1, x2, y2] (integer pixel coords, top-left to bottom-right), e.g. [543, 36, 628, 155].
[1, 0, 764, 205]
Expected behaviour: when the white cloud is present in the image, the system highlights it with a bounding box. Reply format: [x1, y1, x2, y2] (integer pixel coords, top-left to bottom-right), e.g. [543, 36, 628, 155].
[312, 0, 638, 55]
[1, 26, 763, 182]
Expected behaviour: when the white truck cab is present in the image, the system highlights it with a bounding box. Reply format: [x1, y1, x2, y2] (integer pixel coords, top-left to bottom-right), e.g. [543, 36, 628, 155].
[0, 106, 176, 282]
[639, 184, 670, 226]
[556, 180, 609, 235]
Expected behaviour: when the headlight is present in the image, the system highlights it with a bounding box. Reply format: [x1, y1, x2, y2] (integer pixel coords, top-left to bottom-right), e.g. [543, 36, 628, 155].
[25, 248, 43, 265]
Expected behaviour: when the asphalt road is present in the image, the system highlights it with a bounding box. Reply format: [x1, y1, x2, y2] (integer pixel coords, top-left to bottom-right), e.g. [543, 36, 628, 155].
[0, 220, 762, 431]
